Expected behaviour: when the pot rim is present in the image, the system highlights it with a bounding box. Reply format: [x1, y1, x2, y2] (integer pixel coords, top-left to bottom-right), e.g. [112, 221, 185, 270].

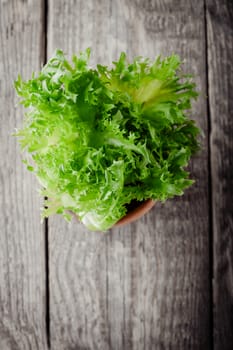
[114, 199, 155, 227]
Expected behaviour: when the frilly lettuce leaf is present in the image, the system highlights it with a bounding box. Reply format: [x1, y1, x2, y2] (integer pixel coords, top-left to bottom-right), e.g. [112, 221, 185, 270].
[14, 49, 200, 231]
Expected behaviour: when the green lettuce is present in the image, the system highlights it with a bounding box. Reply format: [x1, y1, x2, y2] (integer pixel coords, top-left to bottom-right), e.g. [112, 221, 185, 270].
[14, 49, 200, 231]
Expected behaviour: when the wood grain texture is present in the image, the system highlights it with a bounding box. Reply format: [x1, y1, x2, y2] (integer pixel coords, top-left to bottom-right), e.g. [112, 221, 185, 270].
[206, 1, 233, 349]
[0, 1, 47, 349]
[47, 0, 209, 349]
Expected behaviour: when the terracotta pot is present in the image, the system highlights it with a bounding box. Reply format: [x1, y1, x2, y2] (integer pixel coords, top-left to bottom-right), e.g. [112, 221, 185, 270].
[115, 199, 155, 227]
[69, 199, 155, 229]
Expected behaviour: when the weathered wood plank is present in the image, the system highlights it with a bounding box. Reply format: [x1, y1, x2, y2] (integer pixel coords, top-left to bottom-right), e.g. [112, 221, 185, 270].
[0, 1, 47, 349]
[206, 1, 233, 349]
[47, 0, 209, 349]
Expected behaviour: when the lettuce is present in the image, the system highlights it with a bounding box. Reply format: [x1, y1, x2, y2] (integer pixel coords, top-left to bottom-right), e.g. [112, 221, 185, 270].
[14, 49, 200, 231]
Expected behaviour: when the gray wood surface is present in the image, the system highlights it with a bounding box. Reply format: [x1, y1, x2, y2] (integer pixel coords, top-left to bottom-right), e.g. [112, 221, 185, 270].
[0, 1, 47, 349]
[47, 0, 210, 349]
[1, 0, 233, 349]
[206, 1, 233, 349]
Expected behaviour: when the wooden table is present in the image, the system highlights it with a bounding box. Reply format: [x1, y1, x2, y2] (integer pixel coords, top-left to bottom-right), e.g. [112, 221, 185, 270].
[0, 1, 232, 349]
